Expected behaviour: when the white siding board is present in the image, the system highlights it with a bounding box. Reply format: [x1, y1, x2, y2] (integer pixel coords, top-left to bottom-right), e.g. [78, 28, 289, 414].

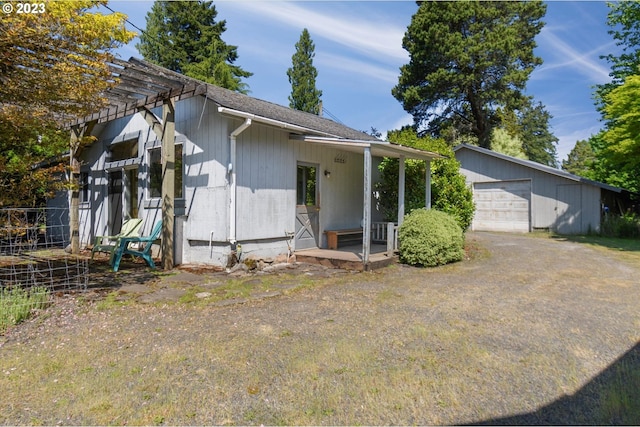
[235, 124, 295, 241]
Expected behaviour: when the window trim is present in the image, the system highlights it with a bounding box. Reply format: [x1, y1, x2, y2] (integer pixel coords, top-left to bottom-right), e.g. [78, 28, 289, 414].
[79, 171, 90, 204]
[146, 142, 184, 201]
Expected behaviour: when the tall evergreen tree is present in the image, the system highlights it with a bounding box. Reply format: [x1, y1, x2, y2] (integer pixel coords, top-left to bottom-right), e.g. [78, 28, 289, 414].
[498, 99, 558, 166]
[137, 0, 251, 93]
[518, 100, 558, 167]
[287, 29, 322, 115]
[562, 140, 597, 178]
[393, 1, 546, 149]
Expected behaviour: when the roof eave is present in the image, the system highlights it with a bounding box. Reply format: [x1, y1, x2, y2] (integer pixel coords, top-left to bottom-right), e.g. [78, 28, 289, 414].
[216, 106, 341, 138]
[454, 143, 624, 193]
[293, 135, 445, 160]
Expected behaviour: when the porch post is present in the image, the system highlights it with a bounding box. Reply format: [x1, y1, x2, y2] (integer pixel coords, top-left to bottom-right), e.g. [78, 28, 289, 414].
[425, 159, 432, 209]
[398, 155, 406, 226]
[362, 146, 372, 266]
[161, 99, 175, 270]
[68, 122, 94, 254]
[69, 126, 82, 255]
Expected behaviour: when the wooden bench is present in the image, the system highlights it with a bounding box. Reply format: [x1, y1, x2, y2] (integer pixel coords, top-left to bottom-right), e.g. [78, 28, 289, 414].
[325, 228, 363, 250]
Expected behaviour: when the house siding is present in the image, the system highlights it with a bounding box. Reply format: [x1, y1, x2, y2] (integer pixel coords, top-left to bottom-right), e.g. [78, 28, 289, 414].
[66, 93, 390, 267]
[233, 121, 366, 254]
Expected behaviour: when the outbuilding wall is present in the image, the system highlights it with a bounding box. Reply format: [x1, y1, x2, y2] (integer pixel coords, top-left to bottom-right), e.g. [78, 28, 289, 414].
[456, 148, 602, 234]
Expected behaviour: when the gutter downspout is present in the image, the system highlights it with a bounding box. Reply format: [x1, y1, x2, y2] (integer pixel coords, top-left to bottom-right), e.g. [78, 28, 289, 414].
[229, 118, 252, 244]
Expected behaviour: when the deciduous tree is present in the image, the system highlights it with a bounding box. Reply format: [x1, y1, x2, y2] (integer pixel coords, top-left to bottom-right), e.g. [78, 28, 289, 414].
[595, 1, 640, 108]
[588, 2, 640, 194]
[600, 74, 640, 193]
[0, 0, 135, 206]
[490, 128, 527, 160]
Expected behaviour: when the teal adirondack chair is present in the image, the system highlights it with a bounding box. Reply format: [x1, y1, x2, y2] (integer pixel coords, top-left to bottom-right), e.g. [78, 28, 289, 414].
[111, 220, 162, 272]
[91, 218, 143, 262]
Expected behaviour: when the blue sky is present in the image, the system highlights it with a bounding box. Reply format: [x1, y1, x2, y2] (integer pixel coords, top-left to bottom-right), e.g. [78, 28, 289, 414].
[108, 1, 621, 164]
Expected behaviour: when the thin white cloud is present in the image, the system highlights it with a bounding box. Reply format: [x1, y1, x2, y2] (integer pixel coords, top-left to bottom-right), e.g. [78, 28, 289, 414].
[555, 125, 602, 163]
[381, 113, 413, 138]
[536, 27, 613, 83]
[224, 2, 408, 63]
[317, 52, 399, 85]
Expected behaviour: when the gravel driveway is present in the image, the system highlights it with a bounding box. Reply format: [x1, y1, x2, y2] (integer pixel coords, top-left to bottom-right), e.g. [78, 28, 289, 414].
[1, 232, 639, 425]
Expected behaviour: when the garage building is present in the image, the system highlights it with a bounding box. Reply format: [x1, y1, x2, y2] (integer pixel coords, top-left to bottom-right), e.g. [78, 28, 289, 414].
[454, 144, 628, 235]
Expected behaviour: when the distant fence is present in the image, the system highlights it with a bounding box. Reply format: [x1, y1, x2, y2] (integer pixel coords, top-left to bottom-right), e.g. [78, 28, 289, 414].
[0, 207, 87, 292]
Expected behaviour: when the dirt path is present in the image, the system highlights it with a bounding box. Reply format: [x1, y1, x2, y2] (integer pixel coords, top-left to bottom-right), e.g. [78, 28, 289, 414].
[1, 232, 639, 425]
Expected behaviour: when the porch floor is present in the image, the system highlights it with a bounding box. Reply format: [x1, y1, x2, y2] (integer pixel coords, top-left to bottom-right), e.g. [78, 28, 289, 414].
[295, 244, 398, 271]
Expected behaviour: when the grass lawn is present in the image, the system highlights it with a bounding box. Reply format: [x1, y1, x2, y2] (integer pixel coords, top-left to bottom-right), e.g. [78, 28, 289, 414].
[1, 232, 639, 425]
[560, 234, 640, 265]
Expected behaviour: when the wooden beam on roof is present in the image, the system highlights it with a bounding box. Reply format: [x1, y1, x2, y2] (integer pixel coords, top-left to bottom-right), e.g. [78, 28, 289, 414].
[61, 58, 208, 129]
[111, 81, 161, 97]
[118, 68, 185, 90]
[129, 57, 197, 84]
[138, 106, 164, 140]
[67, 82, 207, 127]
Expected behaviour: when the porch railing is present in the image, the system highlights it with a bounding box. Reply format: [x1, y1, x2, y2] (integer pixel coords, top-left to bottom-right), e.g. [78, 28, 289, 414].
[371, 222, 398, 256]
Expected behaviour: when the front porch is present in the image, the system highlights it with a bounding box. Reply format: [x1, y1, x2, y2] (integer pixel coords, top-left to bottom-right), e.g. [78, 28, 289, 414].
[295, 243, 397, 271]
[295, 221, 399, 271]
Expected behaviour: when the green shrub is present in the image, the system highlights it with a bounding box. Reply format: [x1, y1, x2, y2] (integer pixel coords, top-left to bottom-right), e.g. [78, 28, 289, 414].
[601, 214, 640, 238]
[0, 286, 50, 333]
[398, 209, 465, 267]
[375, 128, 475, 231]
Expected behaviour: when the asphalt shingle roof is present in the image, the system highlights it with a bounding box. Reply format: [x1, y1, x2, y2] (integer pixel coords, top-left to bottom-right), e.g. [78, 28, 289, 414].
[75, 57, 378, 142]
[205, 84, 378, 141]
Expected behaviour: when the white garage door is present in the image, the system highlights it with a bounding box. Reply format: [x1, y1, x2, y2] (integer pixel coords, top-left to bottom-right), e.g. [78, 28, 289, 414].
[472, 180, 531, 232]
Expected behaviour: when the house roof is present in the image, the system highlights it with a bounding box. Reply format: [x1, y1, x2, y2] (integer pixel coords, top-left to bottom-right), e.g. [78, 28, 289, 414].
[70, 57, 378, 142]
[453, 143, 624, 193]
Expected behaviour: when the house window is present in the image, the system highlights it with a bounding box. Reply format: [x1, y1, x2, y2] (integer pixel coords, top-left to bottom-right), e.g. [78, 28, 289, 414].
[126, 168, 139, 219]
[110, 138, 138, 162]
[149, 144, 183, 199]
[79, 172, 89, 203]
[296, 164, 317, 206]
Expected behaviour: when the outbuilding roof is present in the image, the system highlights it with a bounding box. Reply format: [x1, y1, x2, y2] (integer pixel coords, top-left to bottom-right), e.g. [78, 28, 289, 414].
[453, 143, 624, 193]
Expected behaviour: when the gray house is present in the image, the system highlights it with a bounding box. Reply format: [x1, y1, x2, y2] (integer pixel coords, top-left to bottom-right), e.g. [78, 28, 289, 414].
[61, 58, 440, 269]
[454, 144, 628, 234]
